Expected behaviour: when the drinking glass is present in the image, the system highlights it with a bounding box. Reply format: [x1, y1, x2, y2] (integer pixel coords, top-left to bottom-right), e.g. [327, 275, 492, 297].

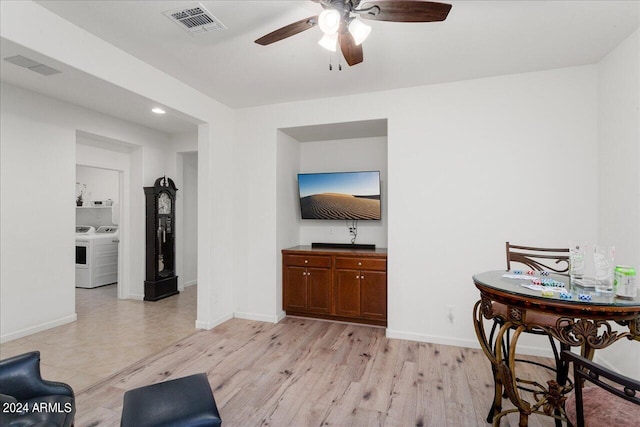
[594, 245, 615, 292]
[569, 242, 586, 284]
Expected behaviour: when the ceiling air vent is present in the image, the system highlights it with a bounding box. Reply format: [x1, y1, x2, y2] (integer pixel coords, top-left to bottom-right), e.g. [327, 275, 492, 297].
[163, 3, 226, 35]
[3, 55, 61, 76]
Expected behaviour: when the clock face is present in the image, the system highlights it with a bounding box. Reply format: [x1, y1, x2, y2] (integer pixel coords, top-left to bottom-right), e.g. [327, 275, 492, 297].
[158, 192, 171, 214]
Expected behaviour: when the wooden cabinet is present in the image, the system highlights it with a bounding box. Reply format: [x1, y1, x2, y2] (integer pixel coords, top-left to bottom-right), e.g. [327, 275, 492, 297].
[360, 271, 387, 320]
[335, 257, 387, 321]
[283, 266, 307, 312]
[334, 269, 360, 317]
[283, 254, 332, 314]
[282, 246, 387, 326]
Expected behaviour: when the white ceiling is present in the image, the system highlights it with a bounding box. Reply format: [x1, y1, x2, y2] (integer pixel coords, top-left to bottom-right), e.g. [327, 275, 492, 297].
[33, 0, 639, 110]
[1, 1, 638, 136]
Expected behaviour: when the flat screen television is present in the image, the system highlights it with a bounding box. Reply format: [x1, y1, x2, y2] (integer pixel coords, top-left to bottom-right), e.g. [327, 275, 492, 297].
[298, 171, 381, 220]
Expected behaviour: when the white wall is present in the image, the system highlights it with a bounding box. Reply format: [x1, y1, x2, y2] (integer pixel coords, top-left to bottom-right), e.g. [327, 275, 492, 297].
[76, 165, 119, 205]
[1, 85, 77, 341]
[181, 152, 198, 287]
[272, 132, 301, 318]
[298, 136, 388, 247]
[595, 29, 640, 378]
[75, 165, 119, 228]
[196, 121, 236, 329]
[167, 132, 199, 290]
[385, 68, 600, 351]
[235, 65, 600, 358]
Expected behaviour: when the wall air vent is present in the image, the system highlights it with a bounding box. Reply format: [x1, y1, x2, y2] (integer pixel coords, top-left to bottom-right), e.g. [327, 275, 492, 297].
[163, 3, 226, 36]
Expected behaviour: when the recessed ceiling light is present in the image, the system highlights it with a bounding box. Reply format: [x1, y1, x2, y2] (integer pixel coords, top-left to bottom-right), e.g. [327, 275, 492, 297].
[152, 108, 166, 115]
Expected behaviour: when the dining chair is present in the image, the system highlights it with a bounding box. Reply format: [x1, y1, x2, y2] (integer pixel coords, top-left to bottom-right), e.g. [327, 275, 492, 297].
[506, 242, 570, 274]
[485, 242, 571, 424]
[561, 350, 640, 427]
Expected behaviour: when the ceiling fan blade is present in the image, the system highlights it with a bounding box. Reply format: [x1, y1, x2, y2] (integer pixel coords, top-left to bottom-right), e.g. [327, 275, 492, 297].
[358, 1, 451, 22]
[255, 15, 318, 46]
[339, 32, 364, 66]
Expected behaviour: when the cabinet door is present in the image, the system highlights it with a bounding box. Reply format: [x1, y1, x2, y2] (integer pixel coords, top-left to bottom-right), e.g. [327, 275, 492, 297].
[307, 268, 331, 314]
[360, 271, 387, 320]
[284, 266, 307, 312]
[335, 269, 361, 317]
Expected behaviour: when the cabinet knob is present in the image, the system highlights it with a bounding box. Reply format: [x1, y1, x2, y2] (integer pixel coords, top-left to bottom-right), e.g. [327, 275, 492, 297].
[304, 259, 308, 263]
[356, 275, 360, 279]
[358, 262, 362, 266]
[307, 272, 311, 276]
[361, 276, 365, 280]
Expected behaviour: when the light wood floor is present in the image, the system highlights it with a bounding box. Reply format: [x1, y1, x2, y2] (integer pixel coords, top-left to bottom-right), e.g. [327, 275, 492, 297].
[76, 317, 560, 427]
[0, 284, 197, 392]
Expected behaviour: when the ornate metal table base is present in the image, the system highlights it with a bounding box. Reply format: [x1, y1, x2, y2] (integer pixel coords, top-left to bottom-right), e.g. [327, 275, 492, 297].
[474, 291, 640, 427]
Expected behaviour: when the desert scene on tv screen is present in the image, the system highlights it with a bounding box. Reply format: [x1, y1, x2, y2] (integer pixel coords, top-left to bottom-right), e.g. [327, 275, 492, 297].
[299, 172, 381, 220]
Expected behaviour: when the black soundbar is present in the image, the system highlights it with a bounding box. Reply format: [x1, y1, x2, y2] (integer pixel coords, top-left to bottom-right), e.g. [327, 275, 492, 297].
[311, 242, 376, 250]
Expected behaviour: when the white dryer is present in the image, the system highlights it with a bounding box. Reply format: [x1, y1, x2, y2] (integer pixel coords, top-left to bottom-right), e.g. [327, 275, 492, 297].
[75, 225, 119, 288]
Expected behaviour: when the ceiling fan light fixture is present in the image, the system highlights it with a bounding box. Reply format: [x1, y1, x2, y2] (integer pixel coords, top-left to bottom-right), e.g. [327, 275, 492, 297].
[348, 18, 371, 45]
[318, 9, 341, 35]
[318, 32, 338, 52]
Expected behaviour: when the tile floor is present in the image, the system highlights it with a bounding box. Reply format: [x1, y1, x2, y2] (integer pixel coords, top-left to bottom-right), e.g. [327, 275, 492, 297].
[0, 284, 197, 392]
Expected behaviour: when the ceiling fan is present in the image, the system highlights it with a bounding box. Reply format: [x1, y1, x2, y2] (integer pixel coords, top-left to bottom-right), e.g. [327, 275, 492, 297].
[255, 0, 452, 67]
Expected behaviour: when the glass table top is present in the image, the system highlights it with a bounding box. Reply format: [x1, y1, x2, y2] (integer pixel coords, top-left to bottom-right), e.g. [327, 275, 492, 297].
[473, 270, 640, 308]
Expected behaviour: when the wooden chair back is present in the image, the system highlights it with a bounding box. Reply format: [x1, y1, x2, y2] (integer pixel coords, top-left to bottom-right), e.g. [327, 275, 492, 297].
[506, 242, 569, 274]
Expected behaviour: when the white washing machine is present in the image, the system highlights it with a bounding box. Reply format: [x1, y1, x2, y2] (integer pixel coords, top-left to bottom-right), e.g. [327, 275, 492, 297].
[76, 225, 95, 235]
[75, 225, 119, 288]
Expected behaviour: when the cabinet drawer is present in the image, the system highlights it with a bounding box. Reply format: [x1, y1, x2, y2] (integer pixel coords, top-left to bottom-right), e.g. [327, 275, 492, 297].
[335, 257, 386, 271]
[284, 254, 331, 268]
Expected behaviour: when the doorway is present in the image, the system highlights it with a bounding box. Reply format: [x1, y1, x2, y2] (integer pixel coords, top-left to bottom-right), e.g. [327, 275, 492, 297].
[76, 131, 136, 301]
[75, 165, 122, 297]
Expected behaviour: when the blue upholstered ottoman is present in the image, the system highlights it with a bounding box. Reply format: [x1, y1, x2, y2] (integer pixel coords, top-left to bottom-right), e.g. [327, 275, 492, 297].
[120, 373, 221, 427]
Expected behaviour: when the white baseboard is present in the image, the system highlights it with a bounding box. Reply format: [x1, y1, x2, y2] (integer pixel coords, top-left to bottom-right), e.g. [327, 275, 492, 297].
[195, 313, 233, 330]
[386, 329, 480, 349]
[276, 311, 286, 322]
[126, 293, 144, 301]
[178, 280, 197, 291]
[385, 328, 554, 359]
[1, 314, 78, 343]
[234, 311, 281, 323]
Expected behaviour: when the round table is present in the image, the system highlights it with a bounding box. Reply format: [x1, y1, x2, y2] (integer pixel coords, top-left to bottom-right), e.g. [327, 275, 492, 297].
[473, 270, 640, 426]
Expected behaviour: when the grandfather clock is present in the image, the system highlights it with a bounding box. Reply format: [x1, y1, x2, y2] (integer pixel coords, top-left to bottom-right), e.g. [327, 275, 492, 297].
[144, 176, 179, 301]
